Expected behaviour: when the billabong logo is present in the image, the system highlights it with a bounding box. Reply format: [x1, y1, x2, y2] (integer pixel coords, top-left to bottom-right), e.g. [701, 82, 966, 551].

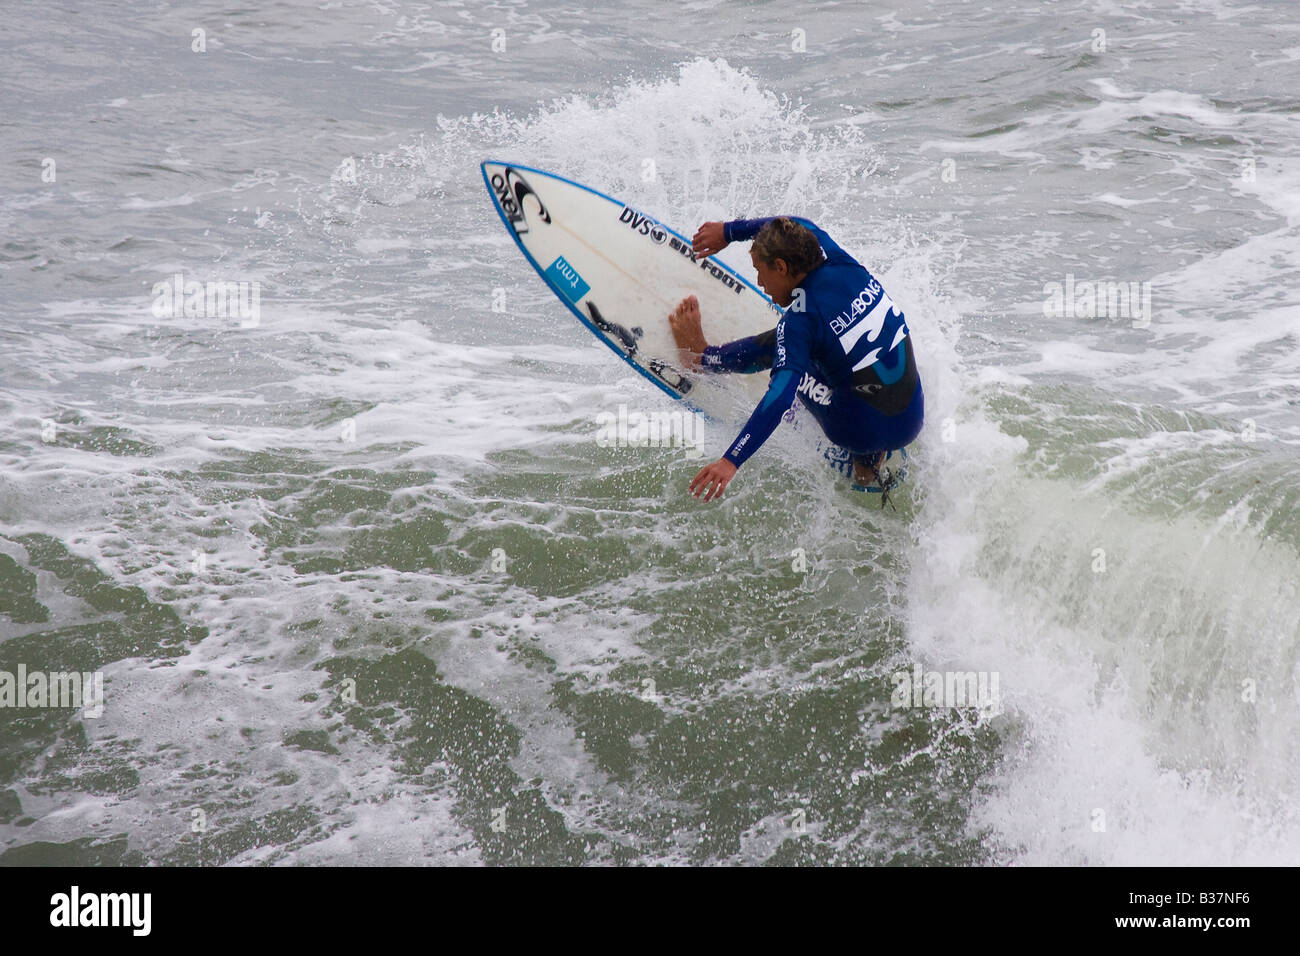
[830, 279, 883, 335]
[797, 372, 831, 406]
[491, 167, 551, 235]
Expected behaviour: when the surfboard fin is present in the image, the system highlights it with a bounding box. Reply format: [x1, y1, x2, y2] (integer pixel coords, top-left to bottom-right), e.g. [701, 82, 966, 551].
[877, 469, 900, 511]
[586, 301, 642, 356]
[647, 358, 693, 396]
[854, 452, 900, 510]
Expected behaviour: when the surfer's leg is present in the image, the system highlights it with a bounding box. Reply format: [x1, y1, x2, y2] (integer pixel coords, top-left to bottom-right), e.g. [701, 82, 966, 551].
[809, 381, 925, 461]
[851, 451, 886, 485]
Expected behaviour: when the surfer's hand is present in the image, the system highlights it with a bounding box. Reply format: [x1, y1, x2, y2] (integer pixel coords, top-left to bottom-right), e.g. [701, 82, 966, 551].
[689, 458, 737, 501]
[692, 222, 728, 258]
[669, 295, 708, 370]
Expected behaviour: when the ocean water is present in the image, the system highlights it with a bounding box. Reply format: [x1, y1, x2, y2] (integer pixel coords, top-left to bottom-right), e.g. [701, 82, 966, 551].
[1, 0, 1298, 865]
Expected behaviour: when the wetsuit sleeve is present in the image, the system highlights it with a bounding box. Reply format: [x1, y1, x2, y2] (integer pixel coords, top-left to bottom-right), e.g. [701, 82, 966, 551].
[721, 313, 813, 468]
[723, 368, 799, 468]
[723, 218, 775, 243]
[723, 216, 859, 268]
[771, 311, 813, 376]
[701, 329, 776, 373]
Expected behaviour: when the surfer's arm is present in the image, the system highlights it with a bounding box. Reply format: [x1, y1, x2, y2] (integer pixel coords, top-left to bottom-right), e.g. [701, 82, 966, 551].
[721, 310, 814, 467]
[701, 329, 776, 374]
[722, 368, 800, 468]
[724, 217, 860, 268]
[722, 218, 775, 243]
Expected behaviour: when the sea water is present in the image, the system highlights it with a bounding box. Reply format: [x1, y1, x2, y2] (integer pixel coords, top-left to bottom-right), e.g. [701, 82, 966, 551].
[2, 0, 1298, 865]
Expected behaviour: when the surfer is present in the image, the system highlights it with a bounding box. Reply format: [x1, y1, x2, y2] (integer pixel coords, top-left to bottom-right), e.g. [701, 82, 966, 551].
[669, 217, 923, 501]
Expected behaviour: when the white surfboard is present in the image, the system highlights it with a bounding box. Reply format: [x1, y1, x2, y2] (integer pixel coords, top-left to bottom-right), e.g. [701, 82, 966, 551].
[480, 160, 907, 495]
[481, 160, 777, 419]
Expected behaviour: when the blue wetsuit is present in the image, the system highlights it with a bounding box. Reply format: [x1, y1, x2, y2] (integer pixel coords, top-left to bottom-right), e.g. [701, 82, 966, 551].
[701, 217, 924, 469]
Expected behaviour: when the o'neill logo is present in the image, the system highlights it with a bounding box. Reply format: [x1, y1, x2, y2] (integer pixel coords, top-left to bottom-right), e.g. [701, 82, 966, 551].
[491, 167, 551, 235]
[797, 373, 831, 406]
[617, 206, 668, 244]
[50, 886, 151, 936]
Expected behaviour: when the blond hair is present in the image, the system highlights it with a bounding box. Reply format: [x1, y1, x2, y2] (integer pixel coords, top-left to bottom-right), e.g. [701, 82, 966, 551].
[751, 218, 822, 275]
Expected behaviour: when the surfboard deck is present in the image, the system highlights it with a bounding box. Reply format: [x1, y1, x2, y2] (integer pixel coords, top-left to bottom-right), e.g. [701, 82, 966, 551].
[480, 160, 909, 496]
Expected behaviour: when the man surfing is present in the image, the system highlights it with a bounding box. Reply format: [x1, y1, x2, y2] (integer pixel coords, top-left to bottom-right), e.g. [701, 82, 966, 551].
[669, 216, 923, 502]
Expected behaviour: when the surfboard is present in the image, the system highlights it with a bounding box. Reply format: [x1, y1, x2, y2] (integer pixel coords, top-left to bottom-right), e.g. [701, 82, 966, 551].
[480, 160, 907, 495]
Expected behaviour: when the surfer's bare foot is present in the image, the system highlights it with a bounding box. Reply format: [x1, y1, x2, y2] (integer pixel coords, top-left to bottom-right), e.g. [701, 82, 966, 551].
[852, 452, 886, 485]
[669, 294, 709, 370]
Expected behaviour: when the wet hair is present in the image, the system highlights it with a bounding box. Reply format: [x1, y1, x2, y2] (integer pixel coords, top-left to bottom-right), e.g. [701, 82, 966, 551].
[752, 217, 823, 276]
